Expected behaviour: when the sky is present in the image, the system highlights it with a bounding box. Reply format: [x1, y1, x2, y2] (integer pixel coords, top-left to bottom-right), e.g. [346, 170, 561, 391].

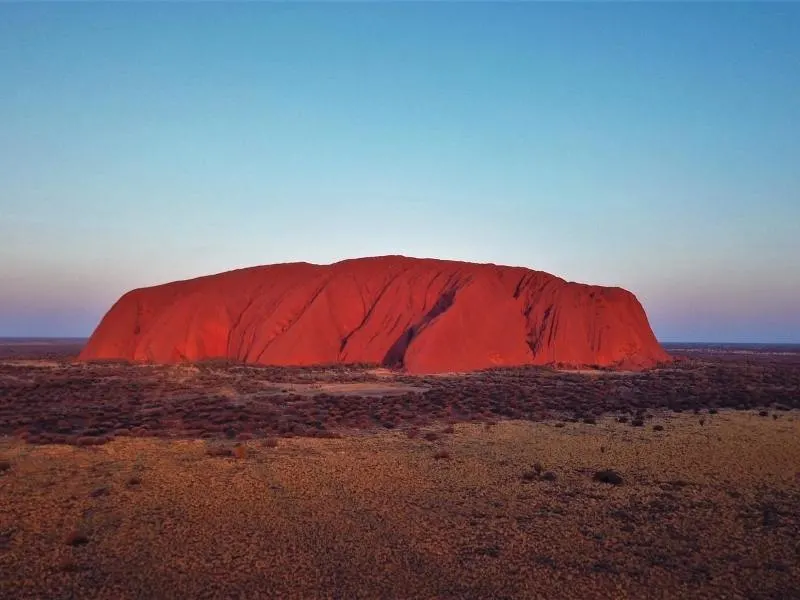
[1, 3, 798, 342]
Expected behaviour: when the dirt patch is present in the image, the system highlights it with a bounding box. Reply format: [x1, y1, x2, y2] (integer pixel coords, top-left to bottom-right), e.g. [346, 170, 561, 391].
[366, 368, 396, 378]
[282, 381, 430, 396]
[0, 360, 62, 369]
[557, 368, 638, 376]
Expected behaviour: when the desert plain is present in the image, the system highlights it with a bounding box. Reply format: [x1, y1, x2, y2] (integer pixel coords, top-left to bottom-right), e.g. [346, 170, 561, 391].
[1, 341, 799, 599]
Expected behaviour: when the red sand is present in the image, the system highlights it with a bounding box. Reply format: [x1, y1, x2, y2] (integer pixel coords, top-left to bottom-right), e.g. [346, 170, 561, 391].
[80, 256, 669, 373]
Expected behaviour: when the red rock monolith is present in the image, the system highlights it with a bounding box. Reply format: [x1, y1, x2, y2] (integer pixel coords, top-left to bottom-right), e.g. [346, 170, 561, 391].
[79, 256, 670, 373]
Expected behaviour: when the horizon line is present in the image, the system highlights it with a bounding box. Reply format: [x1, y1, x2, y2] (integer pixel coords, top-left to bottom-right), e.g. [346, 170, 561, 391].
[1, 337, 799, 346]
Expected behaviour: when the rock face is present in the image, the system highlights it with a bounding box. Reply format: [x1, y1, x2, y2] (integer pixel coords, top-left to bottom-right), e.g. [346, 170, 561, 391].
[80, 256, 669, 373]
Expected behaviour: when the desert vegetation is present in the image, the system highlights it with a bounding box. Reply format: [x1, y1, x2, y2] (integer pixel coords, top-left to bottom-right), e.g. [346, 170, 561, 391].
[2, 413, 799, 599]
[1, 342, 799, 598]
[1, 347, 798, 447]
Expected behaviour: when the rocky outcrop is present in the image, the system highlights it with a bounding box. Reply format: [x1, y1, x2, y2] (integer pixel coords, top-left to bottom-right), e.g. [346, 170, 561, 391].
[79, 256, 669, 373]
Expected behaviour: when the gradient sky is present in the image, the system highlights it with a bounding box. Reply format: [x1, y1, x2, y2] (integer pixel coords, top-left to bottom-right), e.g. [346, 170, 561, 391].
[1, 3, 798, 342]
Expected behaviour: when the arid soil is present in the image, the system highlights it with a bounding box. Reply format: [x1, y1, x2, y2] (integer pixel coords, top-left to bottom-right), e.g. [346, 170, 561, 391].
[2, 414, 799, 599]
[1, 342, 799, 598]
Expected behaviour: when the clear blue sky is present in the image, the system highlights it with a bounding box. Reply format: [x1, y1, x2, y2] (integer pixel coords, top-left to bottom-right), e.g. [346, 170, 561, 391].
[1, 3, 798, 342]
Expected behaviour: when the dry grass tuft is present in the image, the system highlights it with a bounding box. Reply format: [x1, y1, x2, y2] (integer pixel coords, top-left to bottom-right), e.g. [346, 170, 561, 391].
[64, 530, 89, 547]
[89, 486, 110, 498]
[593, 469, 624, 485]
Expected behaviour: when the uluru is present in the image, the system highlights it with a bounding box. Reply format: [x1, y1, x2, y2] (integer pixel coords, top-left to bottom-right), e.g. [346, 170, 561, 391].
[79, 256, 669, 373]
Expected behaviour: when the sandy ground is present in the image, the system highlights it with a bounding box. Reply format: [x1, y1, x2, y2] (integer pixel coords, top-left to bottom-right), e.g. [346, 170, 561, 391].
[281, 381, 430, 396]
[2, 411, 799, 600]
[0, 360, 64, 369]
